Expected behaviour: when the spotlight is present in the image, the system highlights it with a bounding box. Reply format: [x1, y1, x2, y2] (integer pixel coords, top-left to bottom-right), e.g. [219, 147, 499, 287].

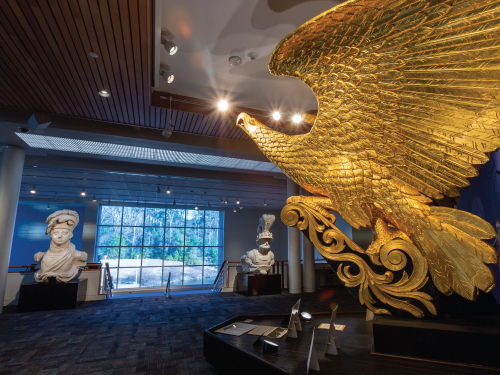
[89, 52, 98, 58]
[218, 100, 229, 111]
[208, 201, 211, 207]
[264, 200, 267, 206]
[81, 188, 86, 196]
[233, 207, 237, 213]
[30, 185, 36, 194]
[272, 112, 281, 121]
[195, 204, 199, 210]
[166, 186, 171, 194]
[157, 185, 161, 193]
[161, 71, 174, 83]
[224, 198, 228, 204]
[300, 312, 312, 321]
[173, 200, 177, 206]
[220, 197, 224, 203]
[240, 206, 243, 210]
[93, 195, 97, 202]
[292, 114, 302, 123]
[47, 203, 50, 209]
[99, 90, 110, 97]
[236, 198, 240, 205]
[161, 37, 178, 55]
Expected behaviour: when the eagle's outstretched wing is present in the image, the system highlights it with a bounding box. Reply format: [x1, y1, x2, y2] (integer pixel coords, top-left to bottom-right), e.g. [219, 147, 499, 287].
[269, 0, 500, 202]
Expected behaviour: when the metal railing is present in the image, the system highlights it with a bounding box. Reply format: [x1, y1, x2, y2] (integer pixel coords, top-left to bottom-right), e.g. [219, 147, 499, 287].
[103, 262, 114, 299]
[212, 260, 227, 292]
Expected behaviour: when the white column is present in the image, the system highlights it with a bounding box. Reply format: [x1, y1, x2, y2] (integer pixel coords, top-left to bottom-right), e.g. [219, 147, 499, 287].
[301, 188, 316, 292]
[287, 178, 301, 294]
[0, 146, 25, 312]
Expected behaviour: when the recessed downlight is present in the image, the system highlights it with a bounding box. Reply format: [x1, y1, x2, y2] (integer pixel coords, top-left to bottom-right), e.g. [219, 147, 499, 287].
[292, 114, 302, 123]
[218, 100, 229, 111]
[89, 52, 98, 58]
[99, 90, 110, 97]
[272, 112, 281, 121]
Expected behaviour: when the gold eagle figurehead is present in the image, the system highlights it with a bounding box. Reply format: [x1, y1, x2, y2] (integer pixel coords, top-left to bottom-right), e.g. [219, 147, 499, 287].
[237, 0, 500, 316]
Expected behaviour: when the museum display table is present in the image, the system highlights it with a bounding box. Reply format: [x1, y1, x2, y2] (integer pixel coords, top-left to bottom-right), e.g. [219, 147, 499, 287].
[236, 273, 281, 296]
[18, 279, 86, 313]
[204, 312, 499, 375]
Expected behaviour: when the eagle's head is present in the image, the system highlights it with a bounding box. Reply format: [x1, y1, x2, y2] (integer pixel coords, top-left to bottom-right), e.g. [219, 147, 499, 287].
[237, 112, 288, 156]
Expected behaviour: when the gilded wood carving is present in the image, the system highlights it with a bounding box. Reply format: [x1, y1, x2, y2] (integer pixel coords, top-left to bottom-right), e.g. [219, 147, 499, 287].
[237, 0, 500, 317]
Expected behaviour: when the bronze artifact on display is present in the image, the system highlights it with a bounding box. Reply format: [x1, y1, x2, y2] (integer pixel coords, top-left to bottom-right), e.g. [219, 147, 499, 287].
[237, 0, 500, 317]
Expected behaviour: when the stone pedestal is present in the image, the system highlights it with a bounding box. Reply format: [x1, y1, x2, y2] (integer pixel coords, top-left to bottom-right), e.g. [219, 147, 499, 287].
[237, 273, 281, 296]
[18, 279, 86, 313]
[372, 315, 500, 368]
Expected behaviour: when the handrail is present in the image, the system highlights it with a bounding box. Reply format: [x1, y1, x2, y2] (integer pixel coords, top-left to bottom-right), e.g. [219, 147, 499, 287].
[212, 260, 227, 292]
[103, 262, 114, 299]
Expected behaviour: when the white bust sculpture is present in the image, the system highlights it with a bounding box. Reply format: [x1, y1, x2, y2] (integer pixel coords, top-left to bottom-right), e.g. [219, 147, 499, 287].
[240, 214, 276, 275]
[34, 209, 88, 283]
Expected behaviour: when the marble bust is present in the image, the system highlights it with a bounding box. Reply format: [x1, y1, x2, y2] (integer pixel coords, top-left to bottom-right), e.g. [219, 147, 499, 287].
[34, 209, 87, 283]
[240, 214, 276, 275]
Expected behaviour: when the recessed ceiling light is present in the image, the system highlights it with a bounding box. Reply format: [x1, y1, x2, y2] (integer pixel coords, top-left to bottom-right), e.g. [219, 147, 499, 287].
[292, 114, 302, 123]
[99, 90, 110, 97]
[218, 100, 228, 111]
[248, 52, 258, 60]
[89, 52, 98, 58]
[272, 112, 281, 121]
[228, 56, 242, 66]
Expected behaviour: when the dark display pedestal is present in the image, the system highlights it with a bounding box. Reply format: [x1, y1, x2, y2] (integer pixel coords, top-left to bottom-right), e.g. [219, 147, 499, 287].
[372, 315, 500, 368]
[237, 273, 281, 296]
[18, 279, 85, 313]
[204, 312, 498, 375]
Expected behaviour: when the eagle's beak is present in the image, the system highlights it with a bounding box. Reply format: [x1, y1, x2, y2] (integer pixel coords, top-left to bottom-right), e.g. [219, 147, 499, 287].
[237, 112, 258, 135]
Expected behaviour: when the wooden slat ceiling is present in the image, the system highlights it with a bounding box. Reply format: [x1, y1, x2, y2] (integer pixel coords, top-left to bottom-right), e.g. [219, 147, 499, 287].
[0, 0, 307, 141]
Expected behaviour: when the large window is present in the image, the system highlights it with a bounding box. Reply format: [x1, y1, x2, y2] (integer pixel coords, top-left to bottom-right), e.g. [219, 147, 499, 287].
[95, 205, 223, 289]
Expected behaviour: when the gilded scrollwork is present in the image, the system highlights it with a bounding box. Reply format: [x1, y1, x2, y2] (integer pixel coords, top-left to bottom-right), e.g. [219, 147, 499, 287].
[281, 202, 436, 318]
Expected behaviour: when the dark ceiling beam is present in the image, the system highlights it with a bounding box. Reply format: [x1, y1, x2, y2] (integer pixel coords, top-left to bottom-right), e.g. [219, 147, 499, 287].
[150, 91, 313, 133]
[23, 155, 287, 186]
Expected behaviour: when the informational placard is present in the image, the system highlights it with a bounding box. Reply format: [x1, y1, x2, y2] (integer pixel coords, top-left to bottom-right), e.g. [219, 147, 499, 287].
[215, 322, 258, 336]
[307, 328, 320, 374]
[317, 323, 345, 331]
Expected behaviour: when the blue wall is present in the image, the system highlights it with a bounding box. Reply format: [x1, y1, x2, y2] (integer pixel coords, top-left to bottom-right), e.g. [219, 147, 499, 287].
[9, 202, 86, 266]
[458, 150, 500, 303]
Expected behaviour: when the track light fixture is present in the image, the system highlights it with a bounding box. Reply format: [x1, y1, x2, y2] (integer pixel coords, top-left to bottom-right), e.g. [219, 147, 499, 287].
[236, 198, 240, 205]
[47, 203, 50, 209]
[93, 195, 97, 202]
[240, 205, 243, 210]
[81, 188, 86, 196]
[272, 112, 281, 120]
[224, 198, 228, 204]
[166, 186, 171, 194]
[233, 207, 237, 213]
[208, 201, 211, 207]
[220, 197, 224, 203]
[161, 31, 177, 55]
[160, 64, 174, 83]
[264, 200, 267, 206]
[195, 204, 199, 210]
[30, 185, 36, 194]
[98, 90, 110, 97]
[173, 200, 177, 206]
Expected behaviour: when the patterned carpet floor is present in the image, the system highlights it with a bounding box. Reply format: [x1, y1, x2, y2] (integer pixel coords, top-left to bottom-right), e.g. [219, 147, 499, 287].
[0, 287, 363, 375]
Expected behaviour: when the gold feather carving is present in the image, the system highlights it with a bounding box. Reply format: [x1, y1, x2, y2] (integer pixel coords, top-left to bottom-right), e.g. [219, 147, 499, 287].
[237, 0, 500, 317]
